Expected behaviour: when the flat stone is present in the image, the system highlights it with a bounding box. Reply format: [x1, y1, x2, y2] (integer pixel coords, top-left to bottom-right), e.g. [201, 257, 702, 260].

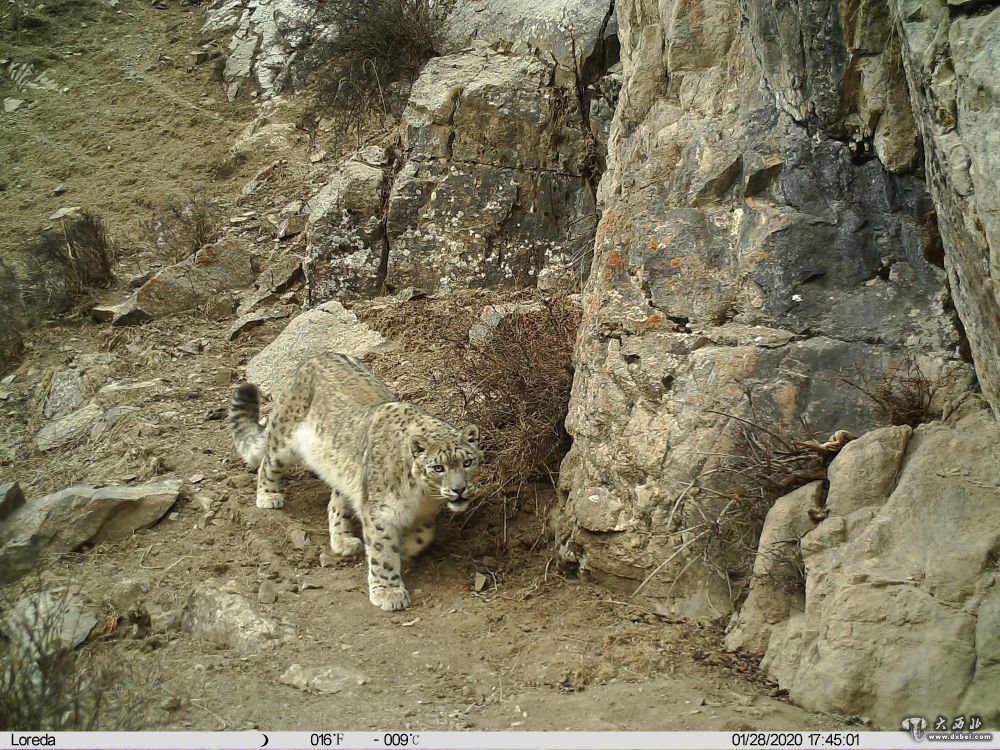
[35, 402, 102, 451]
[0, 479, 182, 584]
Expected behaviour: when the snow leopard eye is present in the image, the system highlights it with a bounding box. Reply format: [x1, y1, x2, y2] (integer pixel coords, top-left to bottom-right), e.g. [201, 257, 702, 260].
[463, 458, 474, 468]
[432, 465, 445, 473]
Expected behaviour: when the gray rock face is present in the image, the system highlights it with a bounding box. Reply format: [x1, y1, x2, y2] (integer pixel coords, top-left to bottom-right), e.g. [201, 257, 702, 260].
[182, 584, 283, 652]
[891, 1, 1000, 419]
[303, 154, 388, 304]
[384, 45, 598, 293]
[760, 409, 1000, 728]
[0, 479, 182, 584]
[244, 301, 386, 398]
[202, 0, 320, 100]
[303, 39, 610, 305]
[557, 0, 971, 622]
[443, 0, 617, 80]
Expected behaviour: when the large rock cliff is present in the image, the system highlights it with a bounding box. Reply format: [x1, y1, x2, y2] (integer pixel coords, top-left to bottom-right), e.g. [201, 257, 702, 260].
[553, 0, 999, 727]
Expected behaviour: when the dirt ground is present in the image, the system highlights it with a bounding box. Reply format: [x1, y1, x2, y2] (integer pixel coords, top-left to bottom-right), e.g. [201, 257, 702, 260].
[0, 0, 859, 733]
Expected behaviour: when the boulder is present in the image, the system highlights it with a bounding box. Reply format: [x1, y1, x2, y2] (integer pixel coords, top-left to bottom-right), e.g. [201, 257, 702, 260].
[0, 479, 182, 584]
[244, 301, 386, 398]
[110, 238, 254, 325]
[724, 481, 824, 655]
[824, 424, 911, 517]
[761, 408, 1000, 727]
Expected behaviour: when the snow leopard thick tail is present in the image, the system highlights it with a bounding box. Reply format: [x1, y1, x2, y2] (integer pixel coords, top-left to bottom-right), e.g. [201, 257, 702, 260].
[229, 383, 266, 468]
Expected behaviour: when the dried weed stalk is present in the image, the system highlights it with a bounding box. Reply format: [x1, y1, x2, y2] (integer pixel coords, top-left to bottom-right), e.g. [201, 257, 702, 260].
[304, 0, 442, 137]
[0, 587, 108, 730]
[8, 211, 115, 317]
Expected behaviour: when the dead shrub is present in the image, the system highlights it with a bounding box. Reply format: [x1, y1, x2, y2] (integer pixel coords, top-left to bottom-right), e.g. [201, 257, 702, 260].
[12, 211, 115, 314]
[358, 290, 580, 524]
[138, 194, 222, 261]
[840, 355, 951, 428]
[303, 0, 442, 138]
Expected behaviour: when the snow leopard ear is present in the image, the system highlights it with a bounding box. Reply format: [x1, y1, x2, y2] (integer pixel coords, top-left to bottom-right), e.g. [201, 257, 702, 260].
[409, 435, 428, 457]
[461, 424, 479, 446]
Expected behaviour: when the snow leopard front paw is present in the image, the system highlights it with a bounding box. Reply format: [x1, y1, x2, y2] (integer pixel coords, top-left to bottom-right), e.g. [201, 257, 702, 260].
[256, 491, 286, 509]
[330, 534, 364, 557]
[369, 584, 411, 611]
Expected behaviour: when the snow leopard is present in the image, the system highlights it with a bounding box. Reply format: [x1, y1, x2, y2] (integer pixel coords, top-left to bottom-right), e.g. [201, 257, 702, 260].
[228, 352, 483, 611]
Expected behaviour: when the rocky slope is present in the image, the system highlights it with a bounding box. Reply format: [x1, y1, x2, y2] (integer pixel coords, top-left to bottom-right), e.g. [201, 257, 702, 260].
[2, 0, 998, 732]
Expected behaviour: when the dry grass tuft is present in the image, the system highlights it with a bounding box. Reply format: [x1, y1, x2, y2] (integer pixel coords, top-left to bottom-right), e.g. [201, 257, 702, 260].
[637, 404, 856, 605]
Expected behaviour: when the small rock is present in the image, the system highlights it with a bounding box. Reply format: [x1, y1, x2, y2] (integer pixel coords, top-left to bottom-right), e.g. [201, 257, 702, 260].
[182, 584, 283, 652]
[258, 580, 279, 604]
[3, 98, 25, 113]
[177, 338, 207, 355]
[48, 206, 82, 221]
[0, 481, 26, 522]
[473, 573, 488, 592]
[226, 307, 291, 341]
[290, 528, 308, 550]
[128, 270, 156, 288]
[279, 664, 368, 694]
[192, 492, 217, 512]
[309, 150, 327, 164]
[189, 473, 205, 484]
[43, 369, 87, 419]
[214, 368, 233, 387]
[53, 183, 67, 195]
[278, 214, 307, 239]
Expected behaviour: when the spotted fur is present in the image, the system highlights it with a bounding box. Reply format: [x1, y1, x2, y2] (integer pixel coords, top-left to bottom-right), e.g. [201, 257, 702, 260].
[228, 353, 482, 611]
